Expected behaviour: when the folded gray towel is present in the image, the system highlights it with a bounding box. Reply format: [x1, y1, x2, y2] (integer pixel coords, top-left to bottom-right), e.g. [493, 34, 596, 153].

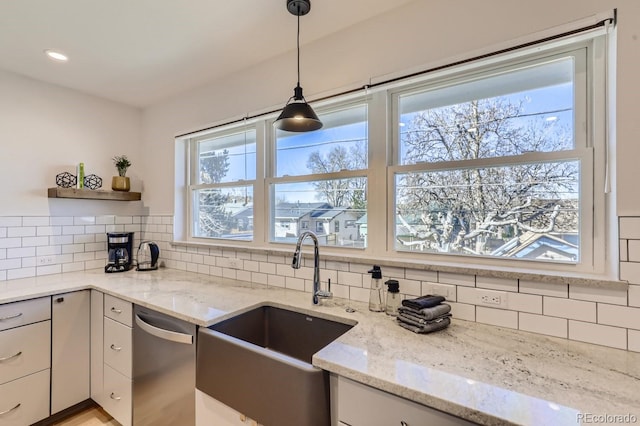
[397, 311, 451, 327]
[397, 316, 450, 334]
[398, 303, 451, 320]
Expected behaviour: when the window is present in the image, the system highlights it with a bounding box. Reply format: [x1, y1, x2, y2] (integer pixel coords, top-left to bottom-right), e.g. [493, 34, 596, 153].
[189, 125, 256, 241]
[270, 103, 368, 246]
[392, 50, 590, 265]
[179, 29, 608, 276]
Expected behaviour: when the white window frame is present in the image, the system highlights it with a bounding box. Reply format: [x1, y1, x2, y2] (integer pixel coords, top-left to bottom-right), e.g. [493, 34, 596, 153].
[387, 37, 606, 276]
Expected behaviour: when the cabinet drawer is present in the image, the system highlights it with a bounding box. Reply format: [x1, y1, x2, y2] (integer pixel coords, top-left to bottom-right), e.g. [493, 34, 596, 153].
[102, 364, 132, 426]
[104, 317, 132, 377]
[338, 377, 474, 426]
[104, 294, 132, 327]
[0, 321, 51, 385]
[0, 369, 50, 426]
[0, 297, 50, 332]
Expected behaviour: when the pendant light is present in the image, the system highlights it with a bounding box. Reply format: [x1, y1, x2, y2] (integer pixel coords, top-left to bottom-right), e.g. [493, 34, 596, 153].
[274, 0, 323, 132]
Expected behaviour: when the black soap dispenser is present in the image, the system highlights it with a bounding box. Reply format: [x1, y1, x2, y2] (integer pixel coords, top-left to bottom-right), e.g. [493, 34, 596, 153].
[368, 265, 384, 312]
[384, 279, 400, 316]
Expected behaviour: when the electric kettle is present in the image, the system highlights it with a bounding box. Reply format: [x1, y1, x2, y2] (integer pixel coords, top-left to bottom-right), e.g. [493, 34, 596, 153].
[136, 241, 159, 271]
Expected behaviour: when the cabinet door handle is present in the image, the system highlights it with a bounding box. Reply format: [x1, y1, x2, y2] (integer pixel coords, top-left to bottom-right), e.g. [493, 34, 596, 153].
[0, 403, 21, 416]
[110, 344, 122, 351]
[0, 312, 22, 321]
[110, 307, 122, 314]
[0, 351, 22, 362]
[110, 393, 121, 401]
[401, 422, 409, 426]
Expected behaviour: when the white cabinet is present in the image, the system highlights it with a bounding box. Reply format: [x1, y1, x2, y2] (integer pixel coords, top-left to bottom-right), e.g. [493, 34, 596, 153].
[337, 376, 474, 426]
[196, 389, 261, 426]
[91, 291, 133, 426]
[0, 297, 51, 426]
[51, 290, 91, 414]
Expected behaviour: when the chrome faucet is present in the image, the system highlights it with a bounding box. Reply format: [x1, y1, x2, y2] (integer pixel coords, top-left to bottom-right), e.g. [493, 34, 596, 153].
[292, 231, 332, 305]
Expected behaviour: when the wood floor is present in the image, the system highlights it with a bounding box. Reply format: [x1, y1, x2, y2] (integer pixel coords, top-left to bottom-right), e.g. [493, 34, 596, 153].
[50, 406, 120, 426]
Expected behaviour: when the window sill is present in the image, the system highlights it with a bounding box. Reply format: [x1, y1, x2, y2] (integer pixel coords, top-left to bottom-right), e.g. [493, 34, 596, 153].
[170, 240, 626, 290]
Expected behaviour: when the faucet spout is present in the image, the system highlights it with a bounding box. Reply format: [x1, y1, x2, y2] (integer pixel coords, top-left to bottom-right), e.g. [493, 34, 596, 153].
[292, 231, 330, 305]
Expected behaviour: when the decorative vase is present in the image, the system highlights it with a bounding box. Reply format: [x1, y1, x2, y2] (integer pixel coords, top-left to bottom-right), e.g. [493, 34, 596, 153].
[111, 176, 130, 192]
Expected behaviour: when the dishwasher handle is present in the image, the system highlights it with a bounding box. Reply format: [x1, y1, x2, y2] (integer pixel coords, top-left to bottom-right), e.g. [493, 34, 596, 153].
[135, 314, 193, 345]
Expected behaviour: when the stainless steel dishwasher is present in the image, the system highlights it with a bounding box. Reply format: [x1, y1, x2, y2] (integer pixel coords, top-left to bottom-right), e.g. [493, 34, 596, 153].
[133, 305, 197, 425]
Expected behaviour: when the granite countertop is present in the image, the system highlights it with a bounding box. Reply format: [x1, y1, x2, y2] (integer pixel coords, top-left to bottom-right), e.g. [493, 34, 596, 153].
[1, 268, 639, 425]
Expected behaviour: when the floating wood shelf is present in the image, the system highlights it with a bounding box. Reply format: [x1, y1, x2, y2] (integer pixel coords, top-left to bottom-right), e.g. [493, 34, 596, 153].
[47, 187, 141, 201]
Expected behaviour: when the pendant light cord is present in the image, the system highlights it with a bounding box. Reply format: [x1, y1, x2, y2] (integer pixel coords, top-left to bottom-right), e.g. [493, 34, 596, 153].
[297, 6, 301, 87]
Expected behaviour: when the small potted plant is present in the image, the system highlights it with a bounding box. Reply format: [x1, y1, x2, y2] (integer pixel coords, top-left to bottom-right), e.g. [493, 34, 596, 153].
[112, 155, 132, 192]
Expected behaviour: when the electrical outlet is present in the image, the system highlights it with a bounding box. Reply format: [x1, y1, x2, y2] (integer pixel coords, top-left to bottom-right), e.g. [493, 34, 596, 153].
[37, 256, 55, 265]
[476, 289, 508, 308]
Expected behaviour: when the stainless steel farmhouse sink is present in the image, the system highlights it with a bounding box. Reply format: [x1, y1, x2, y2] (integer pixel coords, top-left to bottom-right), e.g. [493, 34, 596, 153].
[196, 304, 355, 426]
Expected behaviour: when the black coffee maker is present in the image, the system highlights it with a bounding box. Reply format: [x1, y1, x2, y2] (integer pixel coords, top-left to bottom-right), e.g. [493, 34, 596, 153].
[105, 232, 134, 273]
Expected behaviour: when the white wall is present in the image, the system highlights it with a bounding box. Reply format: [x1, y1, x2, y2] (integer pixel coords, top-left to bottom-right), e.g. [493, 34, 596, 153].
[141, 0, 640, 216]
[0, 69, 144, 217]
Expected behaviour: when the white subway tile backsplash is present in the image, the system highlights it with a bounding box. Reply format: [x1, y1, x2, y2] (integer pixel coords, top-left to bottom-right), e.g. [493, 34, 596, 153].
[196, 264, 210, 275]
[259, 262, 276, 275]
[74, 234, 95, 244]
[85, 225, 106, 234]
[569, 320, 626, 350]
[338, 270, 363, 287]
[244, 260, 259, 272]
[62, 244, 85, 254]
[349, 287, 370, 303]
[74, 252, 95, 262]
[421, 282, 456, 301]
[476, 307, 518, 329]
[543, 297, 596, 322]
[507, 293, 542, 314]
[0, 217, 22, 227]
[37, 226, 62, 236]
[0, 259, 21, 270]
[448, 302, 475, 321]
[268, 274, 285, 288]
[0, 270, 5, 281]
[50, 235, 74, 245]
[74, 216, 96, 225]
[627, 240, 640, 262]
[620, 239, 628, 262]
[519, 280, 568, 298]
[620, 217, 640, 239]
[22, 217, 49, 227]
[62, 225, 85, 235]
[115, 216, 133, 225]
[476, 276, 517, 292]
[22, 236, 49, 247]
[22, 257, 36, 268]
[7, 267, 35, 280]
[519, 313, 567, 338]
[0, 228, 5, 238]
[50, 217, 74, 226]
[598, 304, 640, 330]
[276, 263, 295, 277]
[629, 330, 640, 353]
[400, 279, 421, 296]
[439, 272, 475, 287]
[251, 272, 268, 285]
[620, 261, 640, 285]
[62, 262, 85, 273]
[7, 247, 35, 259]
[569, 285, 627, 305]
[0, 249, 5, 260]
[629, 285, 640, 307]
[37, 264, 61, 276]
[405, 269, 438, 282]
[0, 238, 22, 249]
[8, 226, 35, 237]
[236, 269, 251, 282]
[286, 276, 305, 291]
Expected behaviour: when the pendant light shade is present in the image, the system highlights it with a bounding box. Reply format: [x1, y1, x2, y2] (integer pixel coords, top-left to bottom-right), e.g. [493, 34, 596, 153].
[274, 0, 322, 132]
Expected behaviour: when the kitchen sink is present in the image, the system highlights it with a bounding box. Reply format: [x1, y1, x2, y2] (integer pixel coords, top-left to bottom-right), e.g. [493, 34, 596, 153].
[196, 304, 355, 426]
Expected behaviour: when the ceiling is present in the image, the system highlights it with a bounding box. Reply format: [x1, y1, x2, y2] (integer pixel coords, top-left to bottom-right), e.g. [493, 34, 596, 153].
[0, 0, 414, 108]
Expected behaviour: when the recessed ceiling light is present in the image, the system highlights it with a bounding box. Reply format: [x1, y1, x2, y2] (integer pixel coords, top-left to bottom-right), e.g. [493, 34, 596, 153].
[44, 49, 68, 62]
